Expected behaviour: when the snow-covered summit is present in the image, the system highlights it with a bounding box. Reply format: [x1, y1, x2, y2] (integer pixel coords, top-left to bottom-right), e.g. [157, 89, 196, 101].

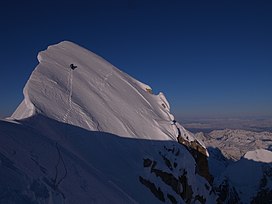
[12, 41, 183, 141]
[1, 41, 216, 203]
[244, 149, 272, 163]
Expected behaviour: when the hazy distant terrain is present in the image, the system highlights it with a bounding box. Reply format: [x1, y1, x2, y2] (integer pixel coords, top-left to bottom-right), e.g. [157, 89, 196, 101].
[195, 129, 272, 160]
[190, 124, 272, 203]
[179, 116, 272, 133]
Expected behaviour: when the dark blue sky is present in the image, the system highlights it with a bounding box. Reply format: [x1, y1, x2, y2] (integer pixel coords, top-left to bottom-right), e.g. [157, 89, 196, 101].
[1, 0, 272, 118]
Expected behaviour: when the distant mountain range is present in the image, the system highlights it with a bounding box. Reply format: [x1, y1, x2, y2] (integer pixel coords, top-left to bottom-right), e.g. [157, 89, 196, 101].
[196, 129, 272, 203]
[180, 117, 272, 133]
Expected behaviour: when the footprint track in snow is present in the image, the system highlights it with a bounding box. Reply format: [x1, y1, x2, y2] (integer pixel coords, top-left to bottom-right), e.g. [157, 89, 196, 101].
[62, 69, 73, 122]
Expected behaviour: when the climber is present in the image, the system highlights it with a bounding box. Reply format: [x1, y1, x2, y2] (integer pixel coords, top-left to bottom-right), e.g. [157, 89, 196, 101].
[70, 64, 77, 70]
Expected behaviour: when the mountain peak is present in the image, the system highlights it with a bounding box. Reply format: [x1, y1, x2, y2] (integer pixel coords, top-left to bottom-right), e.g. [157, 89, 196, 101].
[244, 149, 272, 163]
[0, 41, 217, 203]
[11, 41, 188, 142]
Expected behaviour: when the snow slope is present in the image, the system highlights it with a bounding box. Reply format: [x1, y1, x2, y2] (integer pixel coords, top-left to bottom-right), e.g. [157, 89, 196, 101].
[1, 41, 215, 203]
[0, 118, 135, 204]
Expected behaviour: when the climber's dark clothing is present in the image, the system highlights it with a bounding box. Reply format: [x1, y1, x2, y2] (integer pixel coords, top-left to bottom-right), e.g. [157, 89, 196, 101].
[70, 64, 77, 70]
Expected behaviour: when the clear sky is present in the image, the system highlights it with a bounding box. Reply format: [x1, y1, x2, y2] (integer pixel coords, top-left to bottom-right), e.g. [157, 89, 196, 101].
[1, 0, 272, 118]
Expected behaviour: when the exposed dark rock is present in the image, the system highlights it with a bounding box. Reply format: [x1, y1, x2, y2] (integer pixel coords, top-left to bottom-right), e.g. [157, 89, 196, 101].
[163, 145, 175, 154]
[167, 193, 177, 204]
[175, 149, 180, 156]
[149, 158, 193, 202]
[251, 188, 272, 204]
[205, 183, 210, 190]
[215, 179, 240, 204]
[140, 144, 213, 203]
[191, 148, 213, 184]
[177, 136, 213, 184]
[151, 167, 181, 195]
[151, 161, 157, 170]
[179, 170, 193, 203]
[159, 152, 173, 170]
[194, 195, 206, 204]
[143, 158, 152, 168]
[260, 176, 268, 189]
[251, 166, 272, 204]
[139, 176, 165, 202]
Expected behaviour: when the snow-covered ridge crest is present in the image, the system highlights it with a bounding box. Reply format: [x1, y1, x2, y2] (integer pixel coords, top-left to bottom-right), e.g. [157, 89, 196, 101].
[11, 41, 197, 143]
[244, 149, 272, 163]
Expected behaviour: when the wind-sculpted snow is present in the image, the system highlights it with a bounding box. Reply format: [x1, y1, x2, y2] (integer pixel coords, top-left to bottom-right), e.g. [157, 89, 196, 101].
[12, 41, 200, 144]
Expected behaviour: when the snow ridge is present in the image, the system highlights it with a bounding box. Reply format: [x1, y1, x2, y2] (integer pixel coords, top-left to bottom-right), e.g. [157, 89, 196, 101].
[244, 149, 272, 163]
[11, 41, 200, 145]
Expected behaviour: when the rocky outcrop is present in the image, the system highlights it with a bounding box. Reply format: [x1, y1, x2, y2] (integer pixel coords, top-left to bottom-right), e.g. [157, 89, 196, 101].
[208, 149, 272, 203]
[215, 179, 240, 204]
[251, 166, 272, 204]
[178, 136, 213, 184]
[139, 176, 165, 202]
[139, 144, 215, 203]
[252, 188, 272, 204]
[140, 159, 194, 203]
